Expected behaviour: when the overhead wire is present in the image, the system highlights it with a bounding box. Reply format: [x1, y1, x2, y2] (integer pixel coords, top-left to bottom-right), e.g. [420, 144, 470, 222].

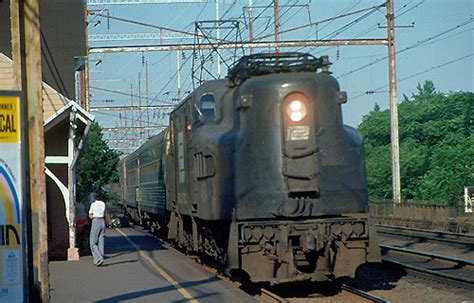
[315, 0, 425, 70]
[40, 30, 70, 100]
[99, 1, 211, 147]
[295, 0, 421, 60]
[88, 5, 206, 150]
[253, 2, 386, 41]
[351, 52, 474, 101]
[317, 0, 363, 34]
[95, 110, 166, 127]
[124, 1, 211, 148]
[221, 0, 237, 19]
[90, 85, 178, 106]
[89, 1, 471, 151]
[395, 0, 426, 19]
[336, 18, 474, 79]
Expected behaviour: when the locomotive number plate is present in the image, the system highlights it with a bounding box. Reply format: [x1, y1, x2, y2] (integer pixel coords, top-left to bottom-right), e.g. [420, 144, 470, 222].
[286, 125, 310, 141]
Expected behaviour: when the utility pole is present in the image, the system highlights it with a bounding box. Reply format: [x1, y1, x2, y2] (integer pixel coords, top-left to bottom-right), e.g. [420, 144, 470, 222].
[273, 0, 280, 53]
[10, 0, 21, 90]
[248, 0, 254, 54]
[215, 0, 221, 78]
[84, 5, 91, 111]
[386, 0, 401, 204]
[138, 72, 142, 134]
[177, 51, 181, 99]
[145, 58, 149, 132]
[17, 0, 50, 301]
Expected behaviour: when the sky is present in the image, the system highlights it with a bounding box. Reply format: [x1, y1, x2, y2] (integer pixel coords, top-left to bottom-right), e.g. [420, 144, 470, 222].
[86, 0, 474, 153]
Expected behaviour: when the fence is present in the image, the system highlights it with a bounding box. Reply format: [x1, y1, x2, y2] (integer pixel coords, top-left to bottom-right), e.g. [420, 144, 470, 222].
[369, 199, 474, 233]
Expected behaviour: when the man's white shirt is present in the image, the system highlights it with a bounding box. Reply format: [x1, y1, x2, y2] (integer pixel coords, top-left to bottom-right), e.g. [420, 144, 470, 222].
[89, 200, 106, 218]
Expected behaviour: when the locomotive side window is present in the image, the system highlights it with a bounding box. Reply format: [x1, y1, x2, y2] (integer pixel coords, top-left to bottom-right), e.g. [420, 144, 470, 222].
[198, 94, 216, 122]
[177, 131, 185, 183]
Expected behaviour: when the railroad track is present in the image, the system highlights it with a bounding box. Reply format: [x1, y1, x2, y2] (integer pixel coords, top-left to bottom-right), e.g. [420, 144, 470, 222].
[381, 244, 474, 288]
[340, 284, 391, 303]
[376, 224, 474, 245]
[259, 285, 390, 303]
[260, 288, 288, 303]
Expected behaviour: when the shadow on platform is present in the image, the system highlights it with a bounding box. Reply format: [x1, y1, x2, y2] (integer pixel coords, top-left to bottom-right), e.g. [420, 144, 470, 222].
[95, 276, 220, 303]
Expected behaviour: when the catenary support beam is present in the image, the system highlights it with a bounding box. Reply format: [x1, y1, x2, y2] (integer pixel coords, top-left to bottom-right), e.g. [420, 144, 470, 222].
[102, 126, 167, 132]
[87, 0, 232, 5]
[90, 105, 175, 111]
[89, 39, 388, 53]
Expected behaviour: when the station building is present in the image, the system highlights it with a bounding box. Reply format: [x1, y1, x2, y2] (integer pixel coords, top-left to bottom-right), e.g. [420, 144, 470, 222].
[0, 0, 91, 260]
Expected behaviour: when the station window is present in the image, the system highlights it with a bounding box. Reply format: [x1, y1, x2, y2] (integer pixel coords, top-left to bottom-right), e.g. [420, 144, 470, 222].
[199, 94, 216, 122]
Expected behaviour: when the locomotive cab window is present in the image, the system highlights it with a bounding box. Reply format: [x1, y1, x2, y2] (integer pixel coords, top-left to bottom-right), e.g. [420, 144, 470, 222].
[196, 94, 216, 123]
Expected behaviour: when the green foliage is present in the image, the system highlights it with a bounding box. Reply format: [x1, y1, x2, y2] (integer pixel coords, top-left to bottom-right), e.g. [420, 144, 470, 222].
[373, 102, 381, 112]
[76, 122, 121, 203]
[359, 108, 391, 147]
[364, 144, 392, 198]
[359, 81, 473, 205]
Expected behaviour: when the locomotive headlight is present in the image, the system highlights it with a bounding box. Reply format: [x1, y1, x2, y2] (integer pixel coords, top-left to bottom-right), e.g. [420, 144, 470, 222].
[286, 99, 307, 122]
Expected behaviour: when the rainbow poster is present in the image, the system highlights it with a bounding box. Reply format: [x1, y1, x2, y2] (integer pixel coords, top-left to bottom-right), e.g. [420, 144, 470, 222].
[0, 167, 21, 226]
[0, 93, 23, 303]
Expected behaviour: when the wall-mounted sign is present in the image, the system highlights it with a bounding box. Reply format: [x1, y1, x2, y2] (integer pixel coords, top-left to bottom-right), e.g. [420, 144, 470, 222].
[0, 92, 24, 302]
[465, 187, 473, 213]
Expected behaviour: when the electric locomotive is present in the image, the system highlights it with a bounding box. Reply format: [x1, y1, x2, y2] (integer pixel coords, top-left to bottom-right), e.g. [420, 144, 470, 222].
[119, 52, 380, 284]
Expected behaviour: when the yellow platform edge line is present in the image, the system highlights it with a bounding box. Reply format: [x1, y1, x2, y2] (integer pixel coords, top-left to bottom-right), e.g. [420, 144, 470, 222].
[116, 228, 199, 303]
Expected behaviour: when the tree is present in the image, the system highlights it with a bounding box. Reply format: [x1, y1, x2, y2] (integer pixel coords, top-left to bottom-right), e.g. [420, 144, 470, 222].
[373, 103, 381, 113]
[76, 122, 121, 203]
[358, 81, 473, 205]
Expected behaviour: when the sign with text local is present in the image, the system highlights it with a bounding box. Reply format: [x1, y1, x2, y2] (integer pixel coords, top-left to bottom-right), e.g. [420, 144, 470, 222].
[0, 92, 24, 302]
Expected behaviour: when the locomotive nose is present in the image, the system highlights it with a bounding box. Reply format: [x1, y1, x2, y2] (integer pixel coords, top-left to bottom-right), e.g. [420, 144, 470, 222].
[281, 91, 319, 200]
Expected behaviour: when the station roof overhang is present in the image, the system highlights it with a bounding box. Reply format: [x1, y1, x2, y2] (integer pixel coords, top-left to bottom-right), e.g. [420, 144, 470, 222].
[44, 100, 94, 168]
[44, 100, 94, 136]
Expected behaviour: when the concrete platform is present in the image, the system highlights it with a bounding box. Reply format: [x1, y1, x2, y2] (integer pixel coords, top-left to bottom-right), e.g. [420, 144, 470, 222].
[49, 227, 256, 303]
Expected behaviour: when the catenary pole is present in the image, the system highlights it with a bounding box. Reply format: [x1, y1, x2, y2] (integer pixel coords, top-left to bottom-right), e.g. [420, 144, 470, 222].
[84, 5, 91, 111]
[273, 0, 279, 53]
[387, 0, 401, 204]
[216, 0, 221, 78]
[248, 0, 253, 54]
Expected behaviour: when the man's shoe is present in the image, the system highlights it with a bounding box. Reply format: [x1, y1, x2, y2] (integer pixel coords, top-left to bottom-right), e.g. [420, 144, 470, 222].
[96, 259, 104, 266]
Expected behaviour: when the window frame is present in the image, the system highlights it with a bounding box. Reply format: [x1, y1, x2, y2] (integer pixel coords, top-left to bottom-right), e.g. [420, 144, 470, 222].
[197, 93, 217, 123]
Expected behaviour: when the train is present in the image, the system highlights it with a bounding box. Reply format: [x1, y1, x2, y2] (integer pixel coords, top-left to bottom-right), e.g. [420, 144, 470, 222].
[118, 52, 381, 284]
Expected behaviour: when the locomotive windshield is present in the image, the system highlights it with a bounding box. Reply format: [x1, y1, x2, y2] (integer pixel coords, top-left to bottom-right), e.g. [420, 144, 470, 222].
[198, 94, 216, 122]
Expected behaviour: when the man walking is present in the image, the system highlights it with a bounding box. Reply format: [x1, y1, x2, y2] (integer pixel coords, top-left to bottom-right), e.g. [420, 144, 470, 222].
[89, 192, 106, 266]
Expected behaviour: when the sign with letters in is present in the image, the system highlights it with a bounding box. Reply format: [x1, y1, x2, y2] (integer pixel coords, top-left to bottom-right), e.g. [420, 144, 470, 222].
[0, 92, 24, 302]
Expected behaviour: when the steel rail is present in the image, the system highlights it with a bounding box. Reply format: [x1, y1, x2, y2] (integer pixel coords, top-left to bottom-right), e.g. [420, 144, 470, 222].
[383, 259, 474, 289]
[260, 285, 390, 303]
[260, 288, 288, 303]
[381, 245, 474, 286]
[376, 224, 474, 245]
[381, 245, 474, 266]
[341, 284, 391, 303]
